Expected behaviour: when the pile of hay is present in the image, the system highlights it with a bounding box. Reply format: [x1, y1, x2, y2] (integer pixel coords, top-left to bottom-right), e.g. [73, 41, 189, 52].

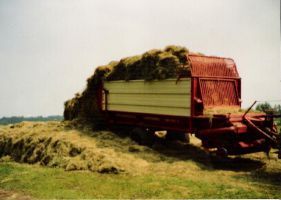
[0, 121, 150, 174]
[64, 45, 192, 121]
[0, 121, 207, 174]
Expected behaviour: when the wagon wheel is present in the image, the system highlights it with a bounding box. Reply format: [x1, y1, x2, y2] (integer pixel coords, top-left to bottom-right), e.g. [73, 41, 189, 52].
[166, 132, 190, 144]
[130, 128, 154, 146]
[216, 147, 228, 158]
[182, 133, 190, 144]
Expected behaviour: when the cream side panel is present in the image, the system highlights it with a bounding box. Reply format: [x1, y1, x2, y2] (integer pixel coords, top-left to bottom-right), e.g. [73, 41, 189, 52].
[108, 94, 190, 108]
[104, 79, 191, 94]
[103, 79, 191, 116]
[107, 104, 190, 116]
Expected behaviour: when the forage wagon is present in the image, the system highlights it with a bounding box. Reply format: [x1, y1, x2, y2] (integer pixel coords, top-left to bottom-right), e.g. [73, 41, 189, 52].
[96, 54, 280, 157]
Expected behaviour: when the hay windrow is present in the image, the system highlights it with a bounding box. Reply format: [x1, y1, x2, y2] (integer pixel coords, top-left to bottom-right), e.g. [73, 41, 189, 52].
[0, 121, 151, 174]
[1, 121, 280, 179]
[64, 45, 192, 121]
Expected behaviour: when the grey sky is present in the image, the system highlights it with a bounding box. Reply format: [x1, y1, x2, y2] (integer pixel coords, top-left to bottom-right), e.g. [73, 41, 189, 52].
[0, 0, 280, 117]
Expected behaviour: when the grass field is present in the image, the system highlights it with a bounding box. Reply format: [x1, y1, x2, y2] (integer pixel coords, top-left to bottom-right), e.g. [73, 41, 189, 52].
[0, 158, 280, 199]
[0, 121, 280, 199]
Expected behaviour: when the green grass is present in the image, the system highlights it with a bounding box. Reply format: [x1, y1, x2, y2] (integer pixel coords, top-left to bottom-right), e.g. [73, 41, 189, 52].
[0, 161, 280, 199]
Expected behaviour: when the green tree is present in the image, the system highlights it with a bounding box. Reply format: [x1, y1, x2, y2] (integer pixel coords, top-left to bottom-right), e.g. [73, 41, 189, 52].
[256, 102, 272, 112]
[273, 104, 281, 114]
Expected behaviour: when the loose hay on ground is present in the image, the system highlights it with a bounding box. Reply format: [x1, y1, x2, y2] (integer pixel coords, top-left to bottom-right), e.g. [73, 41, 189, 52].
[0, 120, 281, 196]
[0, 121, 150, 174]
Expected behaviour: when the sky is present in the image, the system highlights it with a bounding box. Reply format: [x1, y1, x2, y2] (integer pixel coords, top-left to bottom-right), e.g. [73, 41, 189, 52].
[0, 0, 280, 117]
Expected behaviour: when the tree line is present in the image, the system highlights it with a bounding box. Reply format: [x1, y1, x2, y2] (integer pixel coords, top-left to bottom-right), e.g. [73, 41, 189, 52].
[0, 103, 280, 126]
[256, 102, 281, 114]
[0, 115, 63, 125]
[256, 102, 281, 126]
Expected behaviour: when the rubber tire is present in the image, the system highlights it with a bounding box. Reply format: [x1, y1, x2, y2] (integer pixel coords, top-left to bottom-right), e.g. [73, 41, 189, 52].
[130, 128, 154, 146]
[182, 133, 190, 144]
[166, 132, 190, 143]
[216, 147, 228, 158]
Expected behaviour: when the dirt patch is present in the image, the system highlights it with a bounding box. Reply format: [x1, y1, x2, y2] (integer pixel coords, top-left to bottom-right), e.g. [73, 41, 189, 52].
[0, 189, 31, 200]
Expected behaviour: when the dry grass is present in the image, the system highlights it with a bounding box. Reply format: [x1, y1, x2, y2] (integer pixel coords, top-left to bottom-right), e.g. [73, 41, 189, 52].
[0, 121, 280, 198]
[1, 121, 280, 175]
[203, 107, 262, 116]
[0, 121, 150, 174]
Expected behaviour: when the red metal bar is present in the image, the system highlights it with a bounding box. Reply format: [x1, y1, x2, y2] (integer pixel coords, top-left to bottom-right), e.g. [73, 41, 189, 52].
[244, 116, 277, 144]
[197, 126, 236, 139]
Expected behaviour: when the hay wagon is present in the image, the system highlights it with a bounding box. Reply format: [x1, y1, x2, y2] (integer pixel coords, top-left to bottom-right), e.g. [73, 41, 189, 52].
[98, 54, 280, 157]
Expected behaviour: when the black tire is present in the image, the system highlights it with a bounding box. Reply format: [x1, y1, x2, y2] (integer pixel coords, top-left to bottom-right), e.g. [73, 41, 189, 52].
[166, 132, 190, 143]
[216, 147, 228, 158]
[182, 133, 190, 144]
[130, 128, 154, 146]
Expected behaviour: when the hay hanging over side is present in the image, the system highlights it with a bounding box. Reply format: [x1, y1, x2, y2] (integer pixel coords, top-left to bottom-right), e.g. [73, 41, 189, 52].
[64, 45, 192, 121]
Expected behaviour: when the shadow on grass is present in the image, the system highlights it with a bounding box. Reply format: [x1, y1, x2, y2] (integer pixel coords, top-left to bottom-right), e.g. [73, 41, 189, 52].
[63, 122, 280, 189]
[249, 169, 281, 187]
[210, 156, 266, 171]
[68, 124, 267, 172]
[149, 140, 266, 172]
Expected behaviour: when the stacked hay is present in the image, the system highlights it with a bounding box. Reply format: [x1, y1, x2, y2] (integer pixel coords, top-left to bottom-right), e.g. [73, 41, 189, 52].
[64, 45, 191, 122]
[104, 45, 191, 81]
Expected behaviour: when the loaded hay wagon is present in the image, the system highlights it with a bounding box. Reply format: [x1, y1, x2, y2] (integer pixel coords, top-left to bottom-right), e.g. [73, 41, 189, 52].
[98, 54, 280, 157]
